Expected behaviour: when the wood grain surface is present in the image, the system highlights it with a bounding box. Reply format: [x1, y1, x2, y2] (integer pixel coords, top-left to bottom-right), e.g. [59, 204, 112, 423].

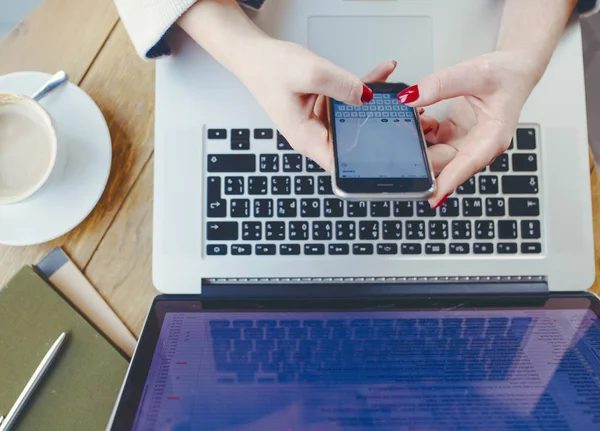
[0, 0, 598, 337]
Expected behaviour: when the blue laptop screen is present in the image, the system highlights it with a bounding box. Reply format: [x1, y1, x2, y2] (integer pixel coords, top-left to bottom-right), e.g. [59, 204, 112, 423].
[132, 309, 600, 430]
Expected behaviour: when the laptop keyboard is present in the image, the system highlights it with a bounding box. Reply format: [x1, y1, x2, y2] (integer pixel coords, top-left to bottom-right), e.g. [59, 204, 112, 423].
[209, 317, 530, 384]
[205, 126, 542, 257]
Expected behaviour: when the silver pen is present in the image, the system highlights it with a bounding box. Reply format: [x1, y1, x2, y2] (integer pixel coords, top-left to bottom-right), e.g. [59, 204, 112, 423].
[0, 332, 68, 431]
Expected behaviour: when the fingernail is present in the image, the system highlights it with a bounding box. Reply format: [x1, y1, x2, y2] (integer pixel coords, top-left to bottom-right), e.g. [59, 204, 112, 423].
[361, 85, 374, 104]
[431, 193, 450, 210]
[423, 126, 433, 135]
[391, 60, 397, 67]
[397, 85, 420, 104]
[418, 108, 425, 115]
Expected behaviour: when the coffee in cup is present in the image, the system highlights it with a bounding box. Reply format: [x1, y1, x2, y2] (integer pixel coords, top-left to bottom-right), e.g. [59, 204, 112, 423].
[0, 93, 57, 205]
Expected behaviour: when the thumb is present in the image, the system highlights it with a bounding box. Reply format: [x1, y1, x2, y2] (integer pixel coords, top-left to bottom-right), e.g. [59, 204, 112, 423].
[304, 58, 373, 106]
[397, 59, 489, 107]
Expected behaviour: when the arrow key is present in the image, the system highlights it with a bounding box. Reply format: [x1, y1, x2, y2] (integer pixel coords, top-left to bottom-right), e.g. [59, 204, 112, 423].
[207, 222, 239, 241]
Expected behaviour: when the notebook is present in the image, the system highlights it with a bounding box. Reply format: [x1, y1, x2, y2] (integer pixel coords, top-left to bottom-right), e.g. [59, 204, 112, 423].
[0, 266, 128, 430]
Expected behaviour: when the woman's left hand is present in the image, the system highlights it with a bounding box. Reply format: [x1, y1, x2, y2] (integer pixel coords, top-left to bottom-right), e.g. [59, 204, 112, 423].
[397, 50, 541, 208]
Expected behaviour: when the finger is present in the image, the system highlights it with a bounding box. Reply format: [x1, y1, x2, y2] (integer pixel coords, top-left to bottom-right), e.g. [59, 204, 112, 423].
[397, 58, 490, 107]
[420, 115, 439, 136]
[361, 60, 397, 83]
[428, 124, 508, 207]
[302, 57, 372, 106]
[426, 144, 457, 176]
[422, 117, 467, 145]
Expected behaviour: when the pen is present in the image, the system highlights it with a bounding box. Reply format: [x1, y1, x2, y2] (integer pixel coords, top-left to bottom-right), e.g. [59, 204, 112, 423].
[0, 332, 68, 431]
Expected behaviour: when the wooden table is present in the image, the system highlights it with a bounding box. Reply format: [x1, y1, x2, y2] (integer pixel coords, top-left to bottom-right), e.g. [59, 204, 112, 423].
[1, 0, 599, 337]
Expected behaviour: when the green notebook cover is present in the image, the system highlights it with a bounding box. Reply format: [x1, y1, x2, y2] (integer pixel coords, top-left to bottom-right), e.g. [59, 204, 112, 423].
[0, 266, 128, 430]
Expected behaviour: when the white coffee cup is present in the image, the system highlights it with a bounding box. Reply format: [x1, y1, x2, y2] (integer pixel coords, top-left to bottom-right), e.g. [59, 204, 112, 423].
[0, 93, 61, 205]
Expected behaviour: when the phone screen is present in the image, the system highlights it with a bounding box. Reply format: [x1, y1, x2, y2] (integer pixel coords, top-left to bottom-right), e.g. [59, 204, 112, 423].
[330, 87, 433, 196]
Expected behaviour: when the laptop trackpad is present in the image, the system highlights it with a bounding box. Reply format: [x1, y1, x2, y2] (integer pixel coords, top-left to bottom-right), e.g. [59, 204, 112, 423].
[308, 16, 433, 86]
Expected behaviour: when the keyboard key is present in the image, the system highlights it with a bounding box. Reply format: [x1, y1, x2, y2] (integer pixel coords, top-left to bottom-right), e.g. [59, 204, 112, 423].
[242, 222, 262, 240]
[377, 244, 398, 255]
[231, 129, 250, 150]
[497, 243, 518, 254]
[382, 221, 402, 240]
[207, 222, 238, 241]
[508, 138, 514, 150]
[486, 198, 506, 217]
[457, 177, 476, 194]
[462, 198, 483, 217]
[509, 198, 539, 216]
[489, 154, 509, 172]
[277, 199, 297, 218]
[271, 176, 291, 195]
[266, 222, 285, 240]
[248, 176, 268, 195]
[429, 221, 448, 240]
[277, 131, 293, 150]
[521, 220, 541, 239]
[283, 154, 303, 172]
[394, 201, 414, 217]
[301, 199, 320, 217]
[498, 220, 518, 239]
[474, 243, 493, 254]
[450, 243, 470, 254]
[425, 243, 446, 255]
[502, 176, 538, 194]
[329, 244, 349, 255]
[347, 202, 368, 217]
[475, 221, 495, 239]
[254, 129, 273, 139]
[439, 198, 459, 217]
[295, 176, 315, 195]
[512, 154, 537, 172]
[231, 199, 250, 218]
[225, 176, 244, 195]
[232, 244, 251, 255]
[522, 243, 542, 254]
[289, 221, 309, 240]
[324, 199, 344, 217]
[280, 244, 300, 255]
[207, 244, 227, 255]
[208, 129, 227, 139]
[208, 154, 256, 173]
[479, 176, 499, 194]
[312, 221, 332, 240]
[359, 221, 379, 240]
[452, 221, 472, 240]
[406, 221, 425, 240]
[317, 176, 333, 195]
[260, 154, 279, 172]
[207, 177, 226, 218]
[371, 201, 391, 217]
[254, 199, 274, 218]
[353, 244, 374, 255]
[256, 244, 276, 255]
[516, 128, 536, 150]
[336, 221, 356, 240]
[306, 158, 325, 172]
[401, 244, 422, 255]
[305, 244, 325, 255]
[417, 201, 436, 217]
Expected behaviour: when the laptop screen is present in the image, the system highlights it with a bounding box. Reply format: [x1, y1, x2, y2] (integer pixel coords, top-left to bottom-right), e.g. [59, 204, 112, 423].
[120, 295, 600, 430]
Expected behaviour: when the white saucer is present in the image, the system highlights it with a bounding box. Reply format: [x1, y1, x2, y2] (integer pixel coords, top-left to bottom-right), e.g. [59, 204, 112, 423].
[0, 72, 112, 246]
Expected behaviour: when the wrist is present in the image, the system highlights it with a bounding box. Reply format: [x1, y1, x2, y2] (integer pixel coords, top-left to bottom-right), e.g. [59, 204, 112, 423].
[494, 47, 548, 89]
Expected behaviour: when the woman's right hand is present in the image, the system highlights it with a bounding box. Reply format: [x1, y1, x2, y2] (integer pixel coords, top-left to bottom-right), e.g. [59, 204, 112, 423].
[233, 38, 397, 170]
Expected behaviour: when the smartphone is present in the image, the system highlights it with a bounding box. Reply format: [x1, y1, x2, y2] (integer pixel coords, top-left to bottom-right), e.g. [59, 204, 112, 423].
[328, 82, 435, 200]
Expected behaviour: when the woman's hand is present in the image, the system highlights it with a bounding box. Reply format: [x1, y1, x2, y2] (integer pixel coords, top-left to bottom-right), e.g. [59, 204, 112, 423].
[237, 39, 397, 169]
[397, 50, 541, 208]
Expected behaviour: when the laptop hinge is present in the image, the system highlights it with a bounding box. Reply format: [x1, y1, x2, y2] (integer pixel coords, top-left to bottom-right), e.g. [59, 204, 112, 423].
[201, 278, 549, 298]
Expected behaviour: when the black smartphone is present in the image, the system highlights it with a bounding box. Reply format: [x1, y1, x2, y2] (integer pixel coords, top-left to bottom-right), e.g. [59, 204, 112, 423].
[328, 82, 435, 200]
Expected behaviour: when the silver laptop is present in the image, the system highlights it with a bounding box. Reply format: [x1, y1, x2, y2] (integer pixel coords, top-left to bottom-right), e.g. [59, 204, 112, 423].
[153, 0, 594, 294]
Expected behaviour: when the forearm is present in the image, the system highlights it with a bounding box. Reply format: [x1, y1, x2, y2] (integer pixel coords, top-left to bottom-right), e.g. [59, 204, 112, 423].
[497, 0, 578, 83]
[177, 0, 269, 75]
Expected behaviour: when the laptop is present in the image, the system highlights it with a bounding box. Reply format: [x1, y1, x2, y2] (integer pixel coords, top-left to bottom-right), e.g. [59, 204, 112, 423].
[107, 288, 600, 430]
[151, 0, 594, 294]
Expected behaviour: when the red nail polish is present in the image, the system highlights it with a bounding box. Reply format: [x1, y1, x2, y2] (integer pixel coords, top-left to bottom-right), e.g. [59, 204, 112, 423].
[423, 126, 433, 135]
[361, 85, 373, 104]
[397, 85, 420, 104]
[432, 193, 450, 210]
[391, 60, 397, 67]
